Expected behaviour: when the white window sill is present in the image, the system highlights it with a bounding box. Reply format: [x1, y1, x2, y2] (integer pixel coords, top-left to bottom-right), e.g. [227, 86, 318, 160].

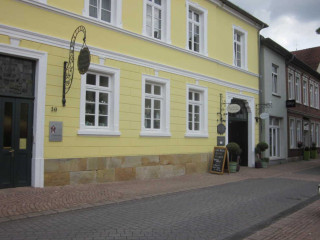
[185, 132, 209, 138]
[78, 129, 121, 136]
[140, 131, 171, 137]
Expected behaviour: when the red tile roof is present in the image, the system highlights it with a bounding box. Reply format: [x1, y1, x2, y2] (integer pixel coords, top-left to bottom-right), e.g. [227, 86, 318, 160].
[292, 47, 320, 71]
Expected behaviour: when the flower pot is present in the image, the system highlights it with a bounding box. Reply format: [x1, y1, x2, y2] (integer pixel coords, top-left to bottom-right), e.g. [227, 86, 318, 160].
[261, 161, 268, 168]
[303, 151, 310, 161]
[310, 150, 317, 159]
[255, 161, 262, 168]
[229, 162, 237, 173]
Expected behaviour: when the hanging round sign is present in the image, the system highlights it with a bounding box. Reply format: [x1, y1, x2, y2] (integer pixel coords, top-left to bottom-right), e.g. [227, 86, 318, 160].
[227, 104, 241, 113]
[217, 123, 226, 135]
[77, 47, 91, 74]
[260, 112, 269, 119]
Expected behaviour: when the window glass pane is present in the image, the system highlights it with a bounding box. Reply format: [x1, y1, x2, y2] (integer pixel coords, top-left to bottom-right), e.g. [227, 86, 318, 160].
[154, 85, 161, 95]
[89, 5, 98, 18]
[154, 120, 160, 129]
[155, 0, 161, 5]
[188, 113, 192, 121]
[86, 74, 96, 85]
[99, 116, 108, 126]
[194, 113, 199, 122]
[85, 103, 95, 114]
[188, 122, 192, 130]
[86, 91, 95, 103]
[145, 84, 152, 94]
[194, 123, 199, 130]
[194, 92, 200, 101]
[188, 104, 192, 113]
[194, 105, 199, 113]
[189, 91, 193, 100]
[19, 103, 28, 149]
[145, 99, 151, 108]
[194, 43, 199, 52]
[154, 110, 160, 119]
[145, 109, 151, 119]
[100, 76, 109, 87]
[85, 115, 95, 126]
[3, 102, 13, 147]
[188, 10, 192, 19]
[101, 0, 111, 10]
[99, 105, 108, 115]
[145, 119, 151, 128]
[154, 99, 161, 109]
[99, 93, 108, 104]
[101, 10, 111, 22]
[194, 12, 199, 22]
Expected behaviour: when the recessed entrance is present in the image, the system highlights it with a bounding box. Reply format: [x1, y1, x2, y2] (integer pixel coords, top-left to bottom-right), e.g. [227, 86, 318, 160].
[228, 99, 248, 166]
[0, 55, 35, 188]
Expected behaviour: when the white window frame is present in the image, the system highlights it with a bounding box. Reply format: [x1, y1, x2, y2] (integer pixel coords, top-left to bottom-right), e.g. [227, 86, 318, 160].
[269, 117, 280, 157]
[295, 72, 301, 103]
[296, 119, 302, 146]
[185, 84, 208, 138]
[141, 75, 171, 137]
[186, 0, 208, 56]
[315, 83, 319, 109]
[142, 0, 171, 43]
[233, 25, 248, 70]
[288, 70, 294, 100]
[316, 123, 320, 147]
[311, 122, 315, 144]
[289, 118, 296, 149]
[83, 0, 122, 27]
[78, 63, 120, 136]
[310, 81, 314, 108]
[303, 76, 308, 106]
[272, 64, 278, 95]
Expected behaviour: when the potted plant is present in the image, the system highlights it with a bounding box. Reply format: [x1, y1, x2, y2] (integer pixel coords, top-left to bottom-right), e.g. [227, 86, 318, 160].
[226, 142, 241, 173]
[310, 143, 317, 159]
[255, 142, 269, 168]
[303, 146, 310, 161]
[261, 157, 269, 168]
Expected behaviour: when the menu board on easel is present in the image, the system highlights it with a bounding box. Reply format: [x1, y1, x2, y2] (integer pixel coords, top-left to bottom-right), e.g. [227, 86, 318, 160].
[210, 147, 229, 174]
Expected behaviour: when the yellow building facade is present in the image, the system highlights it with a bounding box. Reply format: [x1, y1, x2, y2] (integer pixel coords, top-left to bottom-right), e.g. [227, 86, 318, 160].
[0, 0, 266, 187]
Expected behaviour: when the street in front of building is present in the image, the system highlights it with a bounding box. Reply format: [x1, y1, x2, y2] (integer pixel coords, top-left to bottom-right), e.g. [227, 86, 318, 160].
[0, 165, 319, 240]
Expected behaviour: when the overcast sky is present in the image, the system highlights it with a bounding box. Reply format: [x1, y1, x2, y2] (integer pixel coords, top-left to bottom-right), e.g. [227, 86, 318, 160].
[228, 0, 320, 51]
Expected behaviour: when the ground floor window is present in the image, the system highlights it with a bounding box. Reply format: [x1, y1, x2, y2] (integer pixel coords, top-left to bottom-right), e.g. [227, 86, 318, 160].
[289, 118, 295, 149]
[269, 117, 280, 157]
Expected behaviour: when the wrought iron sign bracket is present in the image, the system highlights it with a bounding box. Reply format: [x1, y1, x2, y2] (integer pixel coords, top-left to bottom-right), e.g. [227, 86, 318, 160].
[63, 25, 91, 107]
[255, 102, 272, 122]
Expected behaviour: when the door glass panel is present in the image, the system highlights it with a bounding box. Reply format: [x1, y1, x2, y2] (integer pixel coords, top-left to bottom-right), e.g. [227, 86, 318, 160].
[0, 55, 35, 98]
[3, 102, 13, 148]
[19, 103, 28, 150]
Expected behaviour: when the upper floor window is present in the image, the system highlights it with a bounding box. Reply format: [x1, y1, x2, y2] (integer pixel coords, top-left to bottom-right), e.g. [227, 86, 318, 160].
[310, 81, 314, 107]
[186, 0, 208, 55]
[272, 64, 278, 94]
[78, 64, 120, 136]
[83, 0, 122, 27]
[185, 84, 208, 138]
[315, 84, 319, 109]
[233, 26, 247, 70]
[288, 71, 294, 100]
[295, 72, 301, 103]
[141, 75, 171, 137]
[143, 0, 171, 43]
[303, 76, 308, 106]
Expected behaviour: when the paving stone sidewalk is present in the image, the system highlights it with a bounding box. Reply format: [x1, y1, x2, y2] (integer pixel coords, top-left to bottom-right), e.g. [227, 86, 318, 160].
[0, 159, 319, 239]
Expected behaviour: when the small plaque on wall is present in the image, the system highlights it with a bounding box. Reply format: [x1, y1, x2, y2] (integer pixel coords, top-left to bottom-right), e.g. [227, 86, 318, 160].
[49, 121, 63, 142]
[217, 136, 225, 146]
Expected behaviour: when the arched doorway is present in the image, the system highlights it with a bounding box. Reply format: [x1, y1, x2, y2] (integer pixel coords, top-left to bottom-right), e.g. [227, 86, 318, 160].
[228, 99, 248, 166]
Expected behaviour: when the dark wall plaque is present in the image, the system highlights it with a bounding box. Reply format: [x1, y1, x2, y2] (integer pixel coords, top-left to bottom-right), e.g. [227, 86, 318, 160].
[77, 47, 91, 75]
[286, 100, 296, 108]
[217, 136, 225, 146]
[210, 147, 228, 174]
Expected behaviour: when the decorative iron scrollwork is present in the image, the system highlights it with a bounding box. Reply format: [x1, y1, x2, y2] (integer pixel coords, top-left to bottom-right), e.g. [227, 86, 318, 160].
[63, 25, 91, 106]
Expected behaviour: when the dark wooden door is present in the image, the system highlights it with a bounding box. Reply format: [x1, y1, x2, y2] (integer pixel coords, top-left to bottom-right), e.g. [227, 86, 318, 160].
[0, 98, 34, 188]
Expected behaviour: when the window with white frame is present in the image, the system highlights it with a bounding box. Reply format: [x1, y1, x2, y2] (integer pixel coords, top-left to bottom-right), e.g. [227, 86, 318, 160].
[311, 122, 315, 144]
[83, 0, 122, 27]
[185, 84, 208, 137]
[141, 75, 170, 137]
[233, 26, 247, 69]
[289, 118, 295, 149]
[316, 123, 320, 147]
[296, 119, 302, 146]
[303, 77, 308, 106]
[310, 82, 314, 107]
[186, 0, 208, 55]
[269, 117, 280, 157]
[295, 72, 301, 103]
[272, 64, 278, 94]
[288, 71, 294, 100]
[78, 64, 120, 136]
[143, 0, 171, 42]
[314, 83, 319, 109]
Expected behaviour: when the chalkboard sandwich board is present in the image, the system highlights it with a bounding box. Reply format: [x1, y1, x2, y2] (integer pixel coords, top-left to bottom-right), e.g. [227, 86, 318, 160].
[210, 146, 228, 174]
